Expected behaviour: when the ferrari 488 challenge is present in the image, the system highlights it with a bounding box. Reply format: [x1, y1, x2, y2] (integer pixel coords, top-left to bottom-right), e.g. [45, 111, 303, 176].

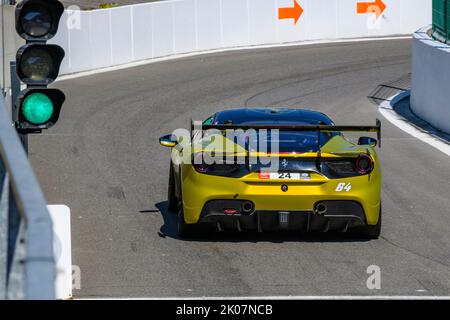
[160, 108, 382, 239]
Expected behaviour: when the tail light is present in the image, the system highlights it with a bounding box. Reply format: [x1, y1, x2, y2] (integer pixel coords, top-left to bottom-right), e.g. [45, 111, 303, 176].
[224, 208, 238, 215]
[193, 153, 210, 173]
[355, 154, 374, 174]
[321, 155, 374, 178]
[192, 153, 249, 178]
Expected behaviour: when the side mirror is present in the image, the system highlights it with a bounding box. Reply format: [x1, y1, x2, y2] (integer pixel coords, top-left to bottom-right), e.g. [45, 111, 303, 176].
[159, 134, 177, 148]
[358, 136, 377, 147]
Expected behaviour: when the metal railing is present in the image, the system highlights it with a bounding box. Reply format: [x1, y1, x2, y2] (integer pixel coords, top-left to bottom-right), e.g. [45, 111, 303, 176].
[0, 91, 55, 300]
[432, 0, 450, 43]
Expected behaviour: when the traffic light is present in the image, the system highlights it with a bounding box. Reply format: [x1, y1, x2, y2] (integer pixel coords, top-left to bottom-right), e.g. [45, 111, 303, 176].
[14, 0, 65, 133]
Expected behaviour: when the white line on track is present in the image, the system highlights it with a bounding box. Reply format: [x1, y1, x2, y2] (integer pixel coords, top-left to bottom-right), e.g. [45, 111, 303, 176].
[378, 91, 450, 157]
[57, 36, 411, 82]
[79, 295, 449, 300]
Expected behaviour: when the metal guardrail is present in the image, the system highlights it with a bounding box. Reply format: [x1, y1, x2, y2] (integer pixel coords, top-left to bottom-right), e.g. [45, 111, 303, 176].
[0, 91, 55, 300]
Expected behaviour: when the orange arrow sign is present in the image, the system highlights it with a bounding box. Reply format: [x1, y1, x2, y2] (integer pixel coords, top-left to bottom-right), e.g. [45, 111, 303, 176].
[357, 0, 387, 18]
[278, 0, 304, 25]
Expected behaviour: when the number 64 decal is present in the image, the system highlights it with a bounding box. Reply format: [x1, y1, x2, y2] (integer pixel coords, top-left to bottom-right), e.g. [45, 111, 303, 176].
[336, 182, 352, 192]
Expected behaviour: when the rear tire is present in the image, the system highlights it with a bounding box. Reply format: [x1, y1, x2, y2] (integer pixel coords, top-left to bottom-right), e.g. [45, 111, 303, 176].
[358, 207, 382, 239]
[177, 204, 198, 239]
[170, 166, 199, 238]
[167, 164, 178, 212]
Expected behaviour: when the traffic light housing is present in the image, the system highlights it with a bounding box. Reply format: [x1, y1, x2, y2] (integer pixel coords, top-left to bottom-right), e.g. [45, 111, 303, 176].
[16, 44, 65, 85]
[14, 0, 65, 134]
[15, 88, 65, 132]
[15, 0, 64, 41]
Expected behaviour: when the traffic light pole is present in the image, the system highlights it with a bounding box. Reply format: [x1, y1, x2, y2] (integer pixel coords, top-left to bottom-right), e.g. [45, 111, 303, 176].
[10, 61, 28, 154]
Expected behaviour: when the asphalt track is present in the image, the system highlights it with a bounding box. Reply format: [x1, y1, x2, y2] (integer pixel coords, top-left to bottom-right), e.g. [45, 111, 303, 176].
[30, 39, 450, 298]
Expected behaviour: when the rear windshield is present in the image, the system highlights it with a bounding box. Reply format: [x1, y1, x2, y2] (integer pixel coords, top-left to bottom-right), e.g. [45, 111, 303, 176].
[212, 121, 336, 153]
[238, 131, 333, 153]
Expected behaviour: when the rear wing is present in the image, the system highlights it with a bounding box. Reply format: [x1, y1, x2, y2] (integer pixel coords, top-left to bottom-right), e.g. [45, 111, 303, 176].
[191, 119, 382, 147]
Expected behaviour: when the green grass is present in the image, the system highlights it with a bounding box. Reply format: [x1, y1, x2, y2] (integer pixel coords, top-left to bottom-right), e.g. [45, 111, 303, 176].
[98, 3, 120, 9]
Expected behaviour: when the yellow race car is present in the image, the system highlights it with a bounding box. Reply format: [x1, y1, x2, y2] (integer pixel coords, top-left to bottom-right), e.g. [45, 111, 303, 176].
[160, 108, 382, 239]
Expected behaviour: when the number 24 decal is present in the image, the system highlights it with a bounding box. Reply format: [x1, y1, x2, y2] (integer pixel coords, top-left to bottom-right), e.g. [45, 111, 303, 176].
[336, 182, 352, 192]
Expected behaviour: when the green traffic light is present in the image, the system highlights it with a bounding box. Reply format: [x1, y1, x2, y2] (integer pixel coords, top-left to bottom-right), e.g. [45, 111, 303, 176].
[22, 93, 54, 125]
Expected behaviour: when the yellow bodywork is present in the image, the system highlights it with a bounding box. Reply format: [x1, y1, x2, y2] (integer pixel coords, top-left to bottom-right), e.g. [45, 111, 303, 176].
[168, 135, 382, 226]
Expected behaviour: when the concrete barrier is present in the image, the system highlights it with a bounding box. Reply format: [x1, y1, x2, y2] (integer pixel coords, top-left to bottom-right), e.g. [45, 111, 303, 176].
[411, 27, 450, 134]
[50, 0, 432, 76]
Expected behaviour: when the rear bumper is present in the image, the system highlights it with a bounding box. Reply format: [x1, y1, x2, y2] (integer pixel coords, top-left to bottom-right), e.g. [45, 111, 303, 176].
[199, 200, 366, 232]
[181, 165, 382, 226]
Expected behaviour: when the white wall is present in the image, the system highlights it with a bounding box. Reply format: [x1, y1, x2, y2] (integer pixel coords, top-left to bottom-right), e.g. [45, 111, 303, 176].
[50, 0, 432, 75]
[1, 5, 25, 89]
[411, 27, 450, 135]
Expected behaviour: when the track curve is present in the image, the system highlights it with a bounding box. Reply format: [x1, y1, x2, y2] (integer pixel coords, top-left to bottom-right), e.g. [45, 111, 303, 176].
[30, 39, 450, 298]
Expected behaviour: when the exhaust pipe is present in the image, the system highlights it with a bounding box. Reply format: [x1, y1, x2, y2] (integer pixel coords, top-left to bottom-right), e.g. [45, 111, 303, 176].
[314, 202, 328, 216]
[241, 201, 255, 214]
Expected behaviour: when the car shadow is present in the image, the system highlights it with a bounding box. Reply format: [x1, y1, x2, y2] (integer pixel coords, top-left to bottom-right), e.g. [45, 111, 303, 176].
[151, 201, 372, 243]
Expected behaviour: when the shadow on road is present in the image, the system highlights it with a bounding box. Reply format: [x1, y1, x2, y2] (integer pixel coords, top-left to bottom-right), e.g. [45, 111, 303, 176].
[151, 201, 371, 243]
[368, 73, 411, 105]
[369, 74, 450, 145]
[393, 96, 450, 144]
